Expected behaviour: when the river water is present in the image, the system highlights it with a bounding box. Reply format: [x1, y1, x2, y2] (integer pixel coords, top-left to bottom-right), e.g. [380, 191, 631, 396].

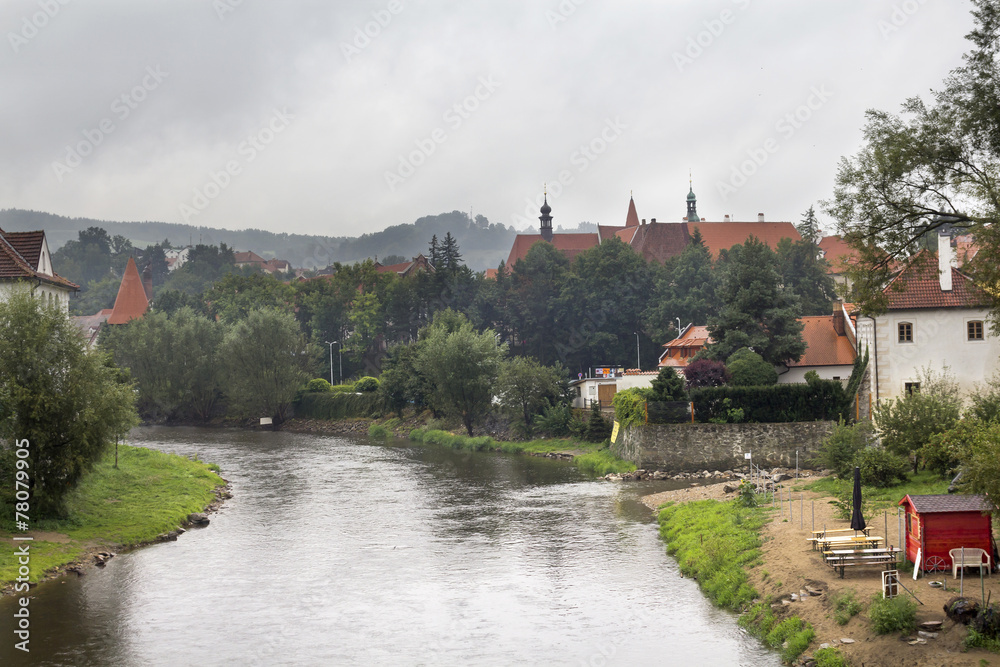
[2, 427, 778, 666]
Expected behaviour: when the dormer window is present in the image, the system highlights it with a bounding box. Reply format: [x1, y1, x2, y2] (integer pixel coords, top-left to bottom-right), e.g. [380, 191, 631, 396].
[898, 322, 913, 343]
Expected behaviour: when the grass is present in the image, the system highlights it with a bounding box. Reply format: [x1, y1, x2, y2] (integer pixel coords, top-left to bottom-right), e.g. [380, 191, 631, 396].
[814, 646, 850, 667]
[804, 470, 950, 521]
[831, 589, 864, 625]
[407, 427, 635, 476]
[0, 444, 224, 585]
[965, 628, 1000, 653]
[868, 593, 917, 635]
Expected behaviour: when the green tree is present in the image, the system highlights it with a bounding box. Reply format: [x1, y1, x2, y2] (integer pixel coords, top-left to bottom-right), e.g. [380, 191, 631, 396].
[776, 236, 838, 316]
[819, 419, 875, 478]
[874, 367, 962, 473]
[0, 291, 138, 517]
[827, 1, 1000, 323]
[951, 419, 1000, 511]
[650, 366, 687, 400]
[705, 236, 805, 365]
[644, 228, 717, 340]
[415, 313, 504, 435]
[204, 272, 295, 323]
[509, 242, 570, 364]
[221, 309, 310, 425]
[796, 205, 821, 244]
[726, 348, 778, 386]
[497, 356, 565, 434]
[70, 273, 122, 316]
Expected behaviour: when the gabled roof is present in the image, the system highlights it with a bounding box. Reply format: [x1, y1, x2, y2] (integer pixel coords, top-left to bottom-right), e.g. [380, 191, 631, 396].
[234, 251, 267, 264]
[663, 325, 711, 349]
[899, 494, 991, 514]
[884, 251, 987, 310]
[787, 316, 855, 367]
[626, 222, 690, 264]
[0, 228, 78, 290]
[107, 257, 149, 325]
[817, 235, 857, 274]
[505, 233, 600, 266]
[688, 222, 800, 258]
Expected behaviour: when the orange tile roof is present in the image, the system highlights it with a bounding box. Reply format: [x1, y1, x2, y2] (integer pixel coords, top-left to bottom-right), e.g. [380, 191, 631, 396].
[234, 251, 266, 264]
[818, 235, 857, 274]
[658, 325, 712, 368]
[625, 196, 639, 227]
[884, 251, 987, 310]
[107, 257, 149, 325]
[627, 222, 690, 264]
[787, 316, 855, 367]
[0, 229, 78, 290]
[688, 221, 800, 258]
[505, 233, 599, 266]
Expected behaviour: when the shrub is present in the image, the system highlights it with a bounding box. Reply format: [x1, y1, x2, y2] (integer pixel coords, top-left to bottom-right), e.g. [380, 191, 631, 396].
[691, 381, 850, 423]
[764, 616, 815, 663]
[820, 419, 873, 478]
[831, 589, 863, 625]
[368, 423, 389, 439]
[612, 387, 650, 428]
[534, 403, 582, 437]
[854, 447, 909, 487]
[650, 366, 687, 400]
[868, 594, 917, 634]
[295, 391, 383, 419]
[354, 376, 380, 393]
[582, 403, 612, 442]
[727, 348, 778, 386]
[814, 647, 850, 667]
[409, 428, 426, 442]
[738, 480, 757, 507]
[683, 358, 730, 388]
[304, 378, 333, 393]
[574, 449, 636, 476]
[972, 602, 1000, 640]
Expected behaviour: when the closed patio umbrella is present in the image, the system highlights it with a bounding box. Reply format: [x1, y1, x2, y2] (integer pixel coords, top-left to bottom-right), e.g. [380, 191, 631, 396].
[850, 466, 866, 533]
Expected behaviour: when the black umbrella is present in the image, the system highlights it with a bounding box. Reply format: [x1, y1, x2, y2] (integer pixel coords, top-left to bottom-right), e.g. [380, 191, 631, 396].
[850, 466, 866, 533]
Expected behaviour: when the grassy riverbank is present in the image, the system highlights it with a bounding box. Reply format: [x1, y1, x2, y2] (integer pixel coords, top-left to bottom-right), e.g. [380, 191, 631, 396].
[1, 444, 225, 587]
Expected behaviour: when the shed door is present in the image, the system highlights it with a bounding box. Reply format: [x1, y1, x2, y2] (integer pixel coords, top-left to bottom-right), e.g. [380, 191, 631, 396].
[597, 384, 617, 408]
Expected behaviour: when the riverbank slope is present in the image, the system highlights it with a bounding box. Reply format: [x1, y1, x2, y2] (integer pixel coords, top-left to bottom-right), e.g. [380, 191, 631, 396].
[1, 444, 227, 593]
[645, 479, 1000, 666]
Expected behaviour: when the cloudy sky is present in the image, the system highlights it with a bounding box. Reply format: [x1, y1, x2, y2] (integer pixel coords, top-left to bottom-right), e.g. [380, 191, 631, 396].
[0, 1, 977, 238]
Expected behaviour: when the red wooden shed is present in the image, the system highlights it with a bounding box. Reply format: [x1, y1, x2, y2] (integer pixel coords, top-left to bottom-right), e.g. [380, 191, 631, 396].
[898, 494, 994, 573]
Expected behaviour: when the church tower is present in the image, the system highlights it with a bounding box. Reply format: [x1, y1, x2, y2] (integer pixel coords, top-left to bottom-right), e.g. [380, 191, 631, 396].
[686, 178, 699, 222]
[539, 188, 553, 241]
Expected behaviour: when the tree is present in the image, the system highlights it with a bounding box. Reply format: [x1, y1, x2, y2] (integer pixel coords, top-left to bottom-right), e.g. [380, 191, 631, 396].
[874, 367, 962, 473]
[508, 242, 570, 364]
[952, 419, 1000, 511]
[726, 348, 778, 386]
[0, 290, 138, 516]
[497, 356, 565, 434]
[649, 366, 687, 401]
[796, 205, 821, 244]
[776, 236, 838, 316]
[204, 272, 295, 323]
[682, 359, 730, 388]
[827, 1, 1000, 324]
[220, 309, 310, 425]
[415, 312, 504, 435]
[705, 236, 805, 364]
[644, 228, 717, 341]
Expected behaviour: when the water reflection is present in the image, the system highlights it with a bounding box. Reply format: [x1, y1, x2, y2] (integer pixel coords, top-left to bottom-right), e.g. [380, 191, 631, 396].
[1, 427, 778, 666]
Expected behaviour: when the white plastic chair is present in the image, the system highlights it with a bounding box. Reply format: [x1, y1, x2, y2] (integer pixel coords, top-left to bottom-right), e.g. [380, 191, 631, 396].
[950, 548, 990, 578]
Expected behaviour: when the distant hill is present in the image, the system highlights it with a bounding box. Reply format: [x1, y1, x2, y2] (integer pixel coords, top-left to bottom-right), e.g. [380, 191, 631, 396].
[0, 209, 575, 271]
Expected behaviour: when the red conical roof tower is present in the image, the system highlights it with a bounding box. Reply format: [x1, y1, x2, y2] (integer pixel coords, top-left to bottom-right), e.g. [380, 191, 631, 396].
[107, 257, 149, 324]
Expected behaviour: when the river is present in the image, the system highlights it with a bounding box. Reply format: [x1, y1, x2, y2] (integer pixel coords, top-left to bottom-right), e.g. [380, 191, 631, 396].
[2, 427, 779, 666]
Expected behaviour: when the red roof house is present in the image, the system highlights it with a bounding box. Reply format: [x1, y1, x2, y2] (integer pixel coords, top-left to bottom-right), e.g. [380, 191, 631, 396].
[0, 228, 79, 308]
[898, 494, 994, 574]
[658, 325, 711, 369]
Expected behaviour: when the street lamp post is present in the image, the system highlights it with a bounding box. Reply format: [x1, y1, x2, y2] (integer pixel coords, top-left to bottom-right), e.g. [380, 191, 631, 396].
[675, 317, 682, 338]
[633, 331, 640, 370]
[325, 341, 337, 385]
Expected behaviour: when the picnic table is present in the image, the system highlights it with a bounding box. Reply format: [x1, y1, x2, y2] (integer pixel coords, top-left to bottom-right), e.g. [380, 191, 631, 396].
[808, 534, 883, 551]
[810, 527, 871, 538]
[825, 546, 901, 578]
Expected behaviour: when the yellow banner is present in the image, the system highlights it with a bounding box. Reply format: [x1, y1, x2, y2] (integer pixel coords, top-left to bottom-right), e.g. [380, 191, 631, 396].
[610, 420, 620, 444]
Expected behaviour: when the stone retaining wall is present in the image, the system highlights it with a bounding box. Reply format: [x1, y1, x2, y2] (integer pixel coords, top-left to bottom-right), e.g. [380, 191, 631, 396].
[612, 421, 836, 473]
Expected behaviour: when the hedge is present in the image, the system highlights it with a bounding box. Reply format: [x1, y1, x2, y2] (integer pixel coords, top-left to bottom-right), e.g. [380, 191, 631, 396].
[295, 391, 384, 419]
[689, 381, 850, 423]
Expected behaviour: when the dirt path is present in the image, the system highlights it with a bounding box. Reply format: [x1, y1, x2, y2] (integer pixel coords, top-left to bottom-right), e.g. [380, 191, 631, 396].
[642, 479, 1000, 666]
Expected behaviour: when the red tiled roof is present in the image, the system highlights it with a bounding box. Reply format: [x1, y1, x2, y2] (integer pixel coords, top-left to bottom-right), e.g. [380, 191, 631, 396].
[664, 325, 711, 348]
[615, 227, 639, 244]
[625, 196, 639, 227]
[107, 257, 149, 325]
[506, 233, 600, 266]
[627, 222, 691, 264]
[818, 235, 857, 274]
[787, 316, 855, 367]
[234, 251, 266, 264]
[884, 251, 987, 310]
[597, 224, 627, 241]
[376, 261, 412, 274]
[689, 222, 800, 258]
[658, 326, 712, 368]
[0, 229, 78, 290]
[955, 234, 980, 267]
[899, 494, 991, 514]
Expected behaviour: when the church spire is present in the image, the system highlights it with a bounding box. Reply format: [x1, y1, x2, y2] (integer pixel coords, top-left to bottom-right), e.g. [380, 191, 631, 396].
[539, 185, 553, 241]
[686, 173, 699, 222]
[625, 191, 639, 227]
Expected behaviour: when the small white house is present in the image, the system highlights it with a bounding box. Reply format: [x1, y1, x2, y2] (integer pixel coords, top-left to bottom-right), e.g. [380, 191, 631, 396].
[0, 228, 78, 311]
[778, 304, 856, 385]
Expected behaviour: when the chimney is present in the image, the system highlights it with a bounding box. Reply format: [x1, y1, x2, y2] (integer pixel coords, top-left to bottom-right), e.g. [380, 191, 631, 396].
[641, 218, 646, 224]
[758, 213, 765, 222]
[650, 218, 656, 224]
[724, 214, 730, 222]
[832, 303, 845, 336]
[938, 232, 954, 292]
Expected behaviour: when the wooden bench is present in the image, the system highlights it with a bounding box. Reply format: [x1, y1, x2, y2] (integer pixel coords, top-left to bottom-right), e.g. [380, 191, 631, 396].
[811, 527, 871, 538]
[826, 550, 900, 578]
[811, 535, 883, 552]
[950, 548, 991, 578]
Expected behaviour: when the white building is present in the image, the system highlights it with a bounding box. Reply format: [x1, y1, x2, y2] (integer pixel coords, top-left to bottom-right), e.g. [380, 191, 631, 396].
[855, 233, 1000, 404]
[0, 228, 78, 311]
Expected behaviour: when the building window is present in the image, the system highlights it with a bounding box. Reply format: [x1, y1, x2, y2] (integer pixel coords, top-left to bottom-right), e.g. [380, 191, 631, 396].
[904, 382, 920, 395]
[968, 320, 984, 341]
[898, 322, 913, 343]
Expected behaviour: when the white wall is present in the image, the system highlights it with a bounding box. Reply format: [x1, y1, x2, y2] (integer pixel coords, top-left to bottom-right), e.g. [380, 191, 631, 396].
[616, 375, 655, 392]
[777, 365, 853, 385]
[0, 281, 71, 312]
[871, 307, 1000, 404]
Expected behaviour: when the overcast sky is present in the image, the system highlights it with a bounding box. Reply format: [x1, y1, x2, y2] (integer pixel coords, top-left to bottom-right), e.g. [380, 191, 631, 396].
[0, 1, 977, 239]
